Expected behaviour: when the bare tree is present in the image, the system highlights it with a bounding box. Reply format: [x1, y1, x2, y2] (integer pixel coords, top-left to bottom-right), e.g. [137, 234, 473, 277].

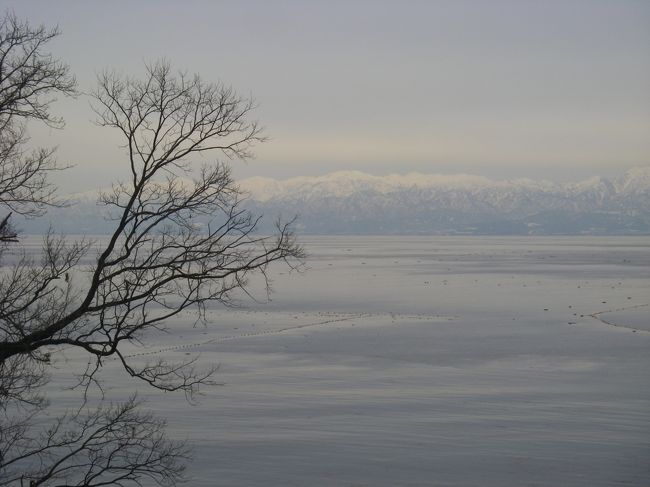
[0, 14, 303, 487]
[0, 12, 76, 242]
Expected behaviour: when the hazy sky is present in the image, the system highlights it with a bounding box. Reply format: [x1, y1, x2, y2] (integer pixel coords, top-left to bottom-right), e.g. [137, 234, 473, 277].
[4, 0, 650, 191]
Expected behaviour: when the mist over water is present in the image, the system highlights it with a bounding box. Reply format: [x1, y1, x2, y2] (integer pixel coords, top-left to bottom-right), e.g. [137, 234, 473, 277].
[44, 236, 649, 486]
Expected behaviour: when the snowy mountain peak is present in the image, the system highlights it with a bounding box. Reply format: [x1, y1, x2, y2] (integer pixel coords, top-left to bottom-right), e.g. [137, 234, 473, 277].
[236, 167, 650, 235]
[616, 166, 650, 193]
[239, 168, 650, 201]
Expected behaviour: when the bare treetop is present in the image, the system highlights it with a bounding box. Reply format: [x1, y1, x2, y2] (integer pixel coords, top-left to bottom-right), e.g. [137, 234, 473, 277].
[93, 62, 263, 182]
[0, 12, 76, 128]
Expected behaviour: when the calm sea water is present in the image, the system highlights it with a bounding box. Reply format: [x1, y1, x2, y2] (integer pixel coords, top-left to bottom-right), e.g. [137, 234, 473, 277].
[32, 236, 650, 486]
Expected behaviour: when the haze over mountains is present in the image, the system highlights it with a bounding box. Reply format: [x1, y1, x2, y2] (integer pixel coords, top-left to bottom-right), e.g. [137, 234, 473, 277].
[19, 167, 650, 235]
[244, 167, 650, 235]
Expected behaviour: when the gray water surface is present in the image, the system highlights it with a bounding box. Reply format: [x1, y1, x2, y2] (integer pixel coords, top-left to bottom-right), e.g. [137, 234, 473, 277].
[45, 236, 650, 486]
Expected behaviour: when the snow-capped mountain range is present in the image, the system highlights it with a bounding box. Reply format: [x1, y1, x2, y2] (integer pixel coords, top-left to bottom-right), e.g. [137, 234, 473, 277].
[17, 167, 650, 235]
[239, 167, 650, 235]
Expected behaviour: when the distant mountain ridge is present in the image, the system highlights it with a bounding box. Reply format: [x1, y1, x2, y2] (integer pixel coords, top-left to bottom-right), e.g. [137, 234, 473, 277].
[17, 167, 650, 235]
[238, 167, 650, 235]
[240, 167, 650, 201]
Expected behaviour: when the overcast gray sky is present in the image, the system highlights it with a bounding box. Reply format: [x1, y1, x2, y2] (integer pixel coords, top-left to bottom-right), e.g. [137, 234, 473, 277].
[4, 0, 650, 191]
